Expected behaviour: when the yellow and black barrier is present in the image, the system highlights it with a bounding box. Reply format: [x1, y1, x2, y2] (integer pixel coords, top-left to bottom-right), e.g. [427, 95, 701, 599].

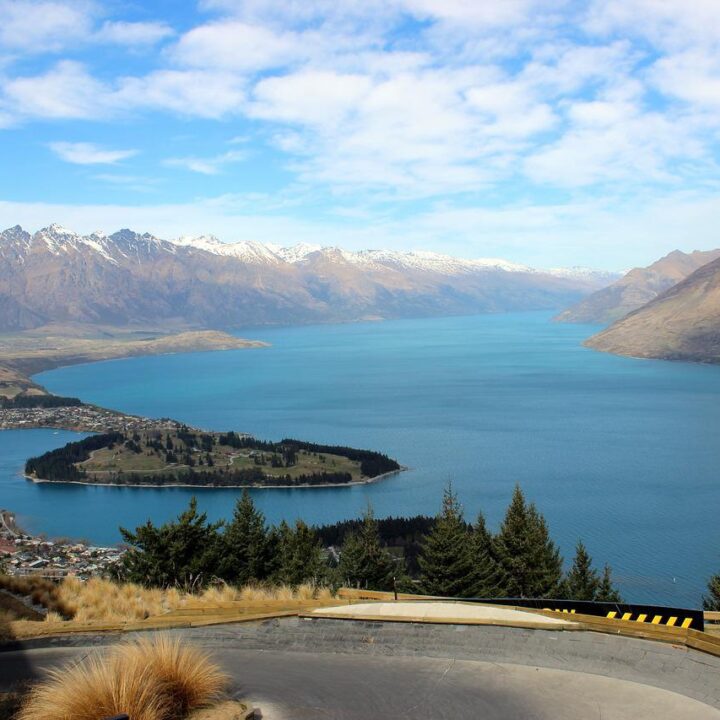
[465, 598, 705, 631]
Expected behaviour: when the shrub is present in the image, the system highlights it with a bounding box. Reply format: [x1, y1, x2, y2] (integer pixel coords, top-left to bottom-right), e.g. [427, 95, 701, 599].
[18, 635, 228, 720]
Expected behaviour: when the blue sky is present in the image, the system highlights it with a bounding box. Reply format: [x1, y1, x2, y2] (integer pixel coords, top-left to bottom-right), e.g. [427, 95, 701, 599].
[1, 0, 720, 269]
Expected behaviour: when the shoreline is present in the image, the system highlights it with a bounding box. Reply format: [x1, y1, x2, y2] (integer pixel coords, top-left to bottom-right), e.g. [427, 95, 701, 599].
[24, 467, 407, 490]
[2, 329, 267, 380]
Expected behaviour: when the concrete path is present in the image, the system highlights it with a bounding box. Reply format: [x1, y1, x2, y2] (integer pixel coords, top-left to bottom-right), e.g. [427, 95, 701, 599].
[313, 600, 575, 624]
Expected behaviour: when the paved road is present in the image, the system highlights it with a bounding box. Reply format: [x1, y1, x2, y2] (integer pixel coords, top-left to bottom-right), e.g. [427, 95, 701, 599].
[2, 618, 720, 719]
[1, 644, 718, 719]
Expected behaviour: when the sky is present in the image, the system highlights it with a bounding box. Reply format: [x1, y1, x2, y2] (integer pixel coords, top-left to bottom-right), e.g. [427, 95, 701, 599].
[0, 0, 719, 270]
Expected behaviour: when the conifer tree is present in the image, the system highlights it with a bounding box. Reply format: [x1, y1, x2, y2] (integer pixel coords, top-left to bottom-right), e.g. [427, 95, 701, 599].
[337, 506, 396, 590]
[561, 541, 600, 600]
[273, 519, 325, 586]
[418, 485, 476, 597]
[470, 512, 506, 597]
[703, 574, 720, 611]
[220, 490, 270, 585]
[596, 565, 623, 603]
[117, 497, 222, 589]
[493, 486, 563, 598]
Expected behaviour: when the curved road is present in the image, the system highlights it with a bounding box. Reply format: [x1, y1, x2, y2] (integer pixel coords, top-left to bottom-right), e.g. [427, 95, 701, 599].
[2, 617, 719, 719]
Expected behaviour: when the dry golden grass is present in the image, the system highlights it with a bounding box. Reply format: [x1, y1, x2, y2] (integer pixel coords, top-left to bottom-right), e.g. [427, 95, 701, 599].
[118, 635, 228, 715]
[1, 575, 337, 633]
[18, 635, 228, 720]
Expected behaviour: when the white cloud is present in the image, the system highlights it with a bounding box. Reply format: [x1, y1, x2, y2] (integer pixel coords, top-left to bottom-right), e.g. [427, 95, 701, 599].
[524, 110, 705, 188]
[49, 141, 138, 165]
[398, 0, 556, 27]
[165, 149, 247, 175]
[0, 1, 92, 51]
[116, 69, 246, 118]
[0, 1, 173, 54]
[171, 20, 310, 71]
[3, 61, 111, 119]
[650, 50, 720, 113]
[252, 71, 373, 127]
[95, 20, 174, 46]
[585, 0, 720, 49]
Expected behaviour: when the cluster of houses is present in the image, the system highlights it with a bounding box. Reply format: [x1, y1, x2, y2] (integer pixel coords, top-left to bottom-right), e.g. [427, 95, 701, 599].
[0, 403, 187, 434]
[0, 511, 124, 579]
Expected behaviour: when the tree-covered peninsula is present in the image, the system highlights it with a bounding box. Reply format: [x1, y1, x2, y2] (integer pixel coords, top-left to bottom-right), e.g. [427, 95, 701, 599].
[24, 428, 401, 488]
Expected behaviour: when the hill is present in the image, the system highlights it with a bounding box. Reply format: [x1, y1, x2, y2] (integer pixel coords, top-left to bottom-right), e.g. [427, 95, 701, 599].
[555, 249, 720, 325]
[585, 256, 720, 363]
[0, 224, 616, 332]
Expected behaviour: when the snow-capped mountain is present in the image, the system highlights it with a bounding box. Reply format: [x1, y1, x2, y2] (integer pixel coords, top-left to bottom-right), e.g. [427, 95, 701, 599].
[0, 224, 618, 332]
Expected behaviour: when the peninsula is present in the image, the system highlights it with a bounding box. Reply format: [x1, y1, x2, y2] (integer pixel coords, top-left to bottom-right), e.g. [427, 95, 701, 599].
[24, 429, 402, 488]
[0, 327, 266, 432]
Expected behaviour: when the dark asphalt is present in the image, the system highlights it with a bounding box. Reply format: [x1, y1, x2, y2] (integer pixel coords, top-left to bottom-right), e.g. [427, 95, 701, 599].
[2, 618, 719, 719]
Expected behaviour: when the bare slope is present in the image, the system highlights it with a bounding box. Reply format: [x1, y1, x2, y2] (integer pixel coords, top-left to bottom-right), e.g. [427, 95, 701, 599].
[585, 256, 720, 363]
[555, 249, 720, 325]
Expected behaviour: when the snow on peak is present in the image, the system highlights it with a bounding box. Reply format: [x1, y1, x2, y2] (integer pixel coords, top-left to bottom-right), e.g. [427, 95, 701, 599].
[174, 235, 282, 263]
[44, 223, 77, 236]
[3, 223, 617, 281]
[276, 243, 323, 263]
[544, 266, 619, 280]
[346, 248, 532, 274]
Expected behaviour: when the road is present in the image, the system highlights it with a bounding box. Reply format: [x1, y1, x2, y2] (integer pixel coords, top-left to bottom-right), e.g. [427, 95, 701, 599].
[1, 618, 719, 719]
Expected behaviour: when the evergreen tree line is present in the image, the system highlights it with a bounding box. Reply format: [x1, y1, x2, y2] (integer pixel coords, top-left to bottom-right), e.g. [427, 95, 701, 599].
[115, 485, 622, 603]
[216, 432, 401, 477]
[90, 467, 354, 487]
[25, 432, 124, 481]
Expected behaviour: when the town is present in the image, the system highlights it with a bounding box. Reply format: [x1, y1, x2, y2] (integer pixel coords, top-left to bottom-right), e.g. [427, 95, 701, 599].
[0, 402, 193, 434]
[0, 509, 123, 580]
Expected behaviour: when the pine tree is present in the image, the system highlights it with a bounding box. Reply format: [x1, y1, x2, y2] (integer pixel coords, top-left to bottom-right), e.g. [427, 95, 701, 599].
[273, 519, 325, 586]
[116, 497, 222, 589]
[493, 486, 563, 598]
[220, 490, 270, 585]
[596, 565, 623, 602]
[418, 485, 476, 597]
[561, 541, 600, 600]
[702, 574, 720, 611]
[470, 512, 506, 597]
[337, 506, 396, 591]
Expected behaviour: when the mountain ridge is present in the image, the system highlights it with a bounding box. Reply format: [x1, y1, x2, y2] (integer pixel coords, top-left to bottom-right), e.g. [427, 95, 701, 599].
[554, 248, 720, 325]
[0, 223, 618, 332]
[585, 256, 720, 363]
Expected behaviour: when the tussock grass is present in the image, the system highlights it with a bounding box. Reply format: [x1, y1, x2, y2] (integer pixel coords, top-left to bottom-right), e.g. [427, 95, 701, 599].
[0, 576, 74, 617]
[1, 575, 336, 627]
[18, 635, 227, 720]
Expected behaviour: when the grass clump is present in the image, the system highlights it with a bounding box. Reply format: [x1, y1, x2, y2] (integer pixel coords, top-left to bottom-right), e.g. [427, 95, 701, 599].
[1, 574, 337, 630]
[18, 635, 228, 720]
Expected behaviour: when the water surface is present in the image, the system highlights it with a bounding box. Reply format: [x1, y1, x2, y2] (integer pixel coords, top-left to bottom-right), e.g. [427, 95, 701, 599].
[1, 312, 717, 606]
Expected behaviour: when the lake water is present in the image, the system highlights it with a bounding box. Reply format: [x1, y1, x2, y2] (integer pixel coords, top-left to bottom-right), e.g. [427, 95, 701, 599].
[2, 312, 719, 607]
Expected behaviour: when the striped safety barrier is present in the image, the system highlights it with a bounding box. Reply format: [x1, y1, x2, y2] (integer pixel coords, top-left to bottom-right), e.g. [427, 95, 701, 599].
[463, 598, 705, 631]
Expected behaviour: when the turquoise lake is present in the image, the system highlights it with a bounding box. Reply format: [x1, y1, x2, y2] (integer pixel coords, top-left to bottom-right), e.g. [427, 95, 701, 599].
[1, 312, 718, 607]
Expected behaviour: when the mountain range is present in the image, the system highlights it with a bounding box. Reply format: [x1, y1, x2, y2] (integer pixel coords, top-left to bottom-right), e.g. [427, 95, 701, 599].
[585, 255, 720, 363]
[555, 248, 720, 325]
[0, 224, 617, 332]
